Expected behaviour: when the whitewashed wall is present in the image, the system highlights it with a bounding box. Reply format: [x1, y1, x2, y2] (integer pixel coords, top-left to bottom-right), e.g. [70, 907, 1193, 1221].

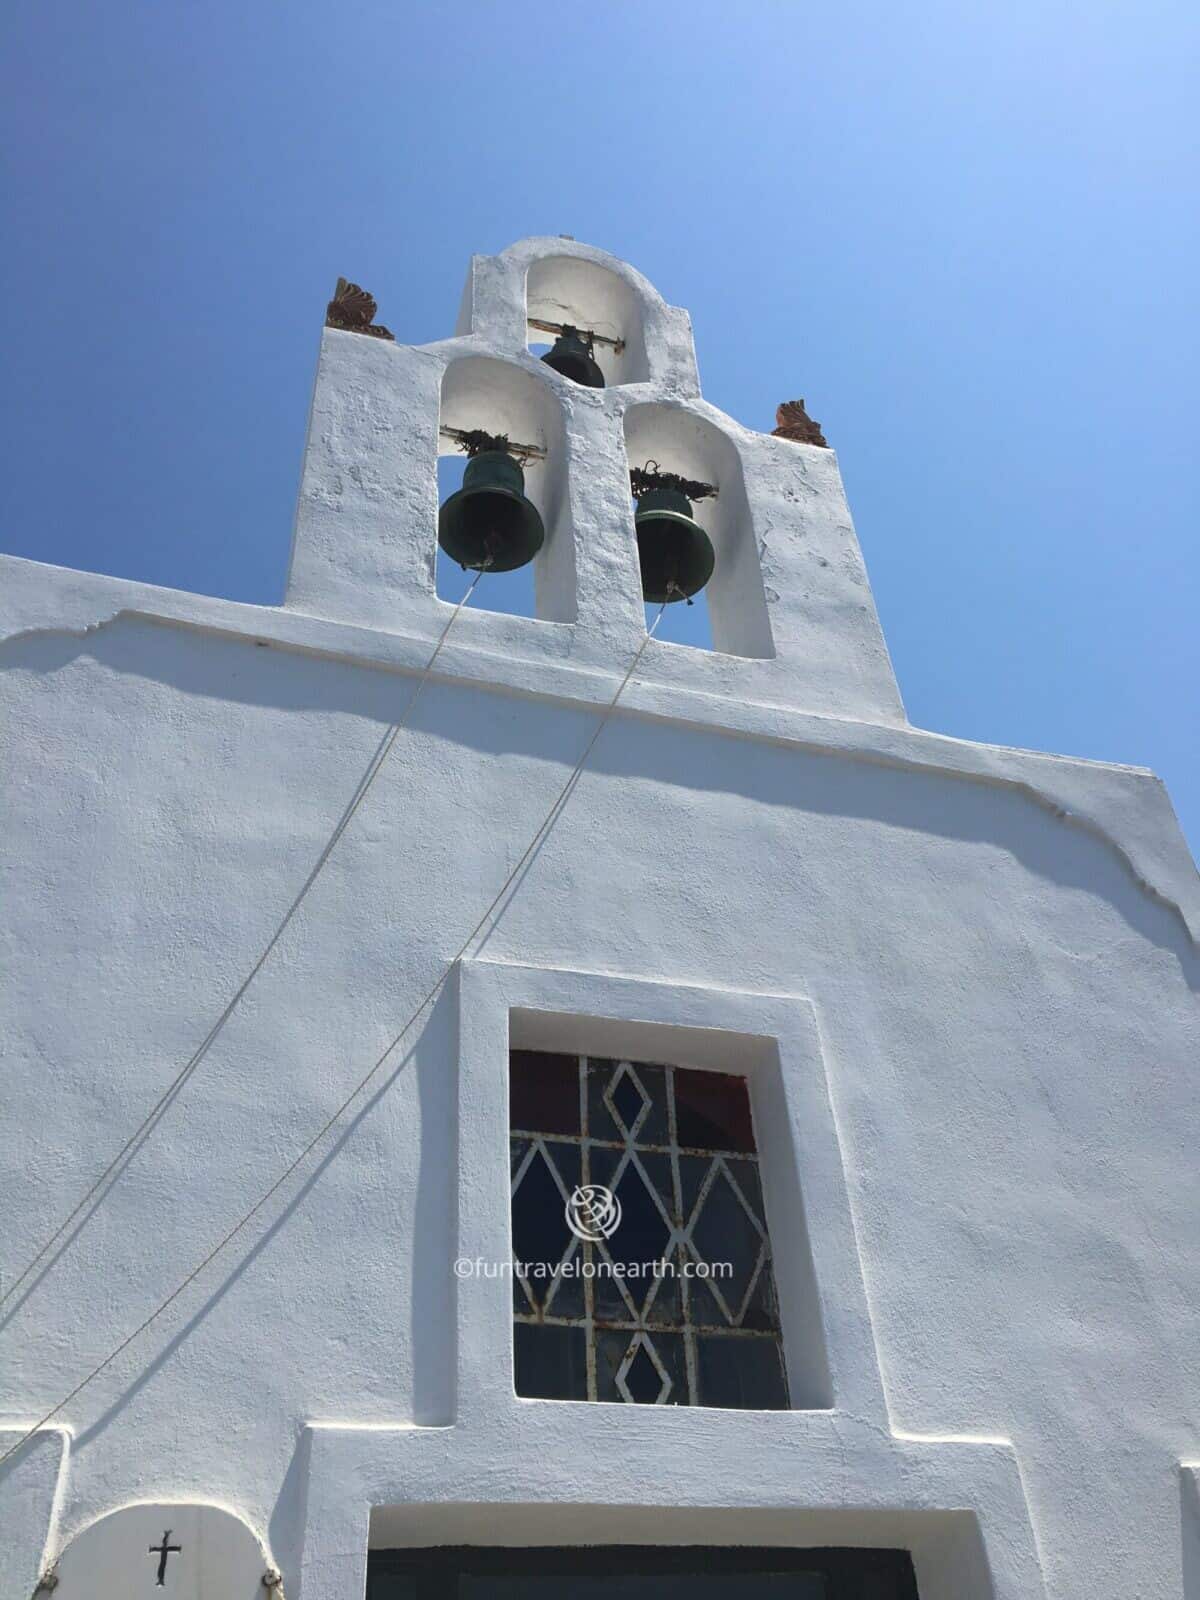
[1, 239, 1197, 1600]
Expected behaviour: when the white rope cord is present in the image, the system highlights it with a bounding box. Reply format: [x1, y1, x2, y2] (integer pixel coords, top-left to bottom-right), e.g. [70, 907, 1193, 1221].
[0, 601, 667, 1469]
[0, 569, 487, 1320]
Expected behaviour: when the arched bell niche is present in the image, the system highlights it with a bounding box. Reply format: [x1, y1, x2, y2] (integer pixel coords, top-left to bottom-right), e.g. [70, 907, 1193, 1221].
[438, 355, 575, 623]
[624, 403, 774, 660]
[525, 255, 650, 388]
[49, 1501, 279, 1597]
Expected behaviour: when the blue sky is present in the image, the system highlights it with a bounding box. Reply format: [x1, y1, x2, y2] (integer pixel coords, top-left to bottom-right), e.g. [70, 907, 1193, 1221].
[2, 1, 1197, 852]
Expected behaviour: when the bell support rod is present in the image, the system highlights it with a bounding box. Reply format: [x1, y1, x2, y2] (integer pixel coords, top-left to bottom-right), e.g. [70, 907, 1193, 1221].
[439, 425, 547, 464]
[527, 316, 625, 354]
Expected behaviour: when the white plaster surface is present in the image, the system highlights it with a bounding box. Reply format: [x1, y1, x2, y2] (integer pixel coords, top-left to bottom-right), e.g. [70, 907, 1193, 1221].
[2, 239, 1198, 1599]
[1183, 1465, 1200, 1599]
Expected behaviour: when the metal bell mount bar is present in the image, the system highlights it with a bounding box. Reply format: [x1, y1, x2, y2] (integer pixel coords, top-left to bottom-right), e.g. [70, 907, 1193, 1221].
[628, 463, 718, 502]
[439, 425, 546, 464]
[527, 317, 626, 354]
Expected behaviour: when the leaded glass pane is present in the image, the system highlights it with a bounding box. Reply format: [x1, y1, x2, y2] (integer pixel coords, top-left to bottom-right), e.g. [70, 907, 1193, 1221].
[509, 1050, 789, 1409]
[673, 1065, 756, 1152]
[513, 1322, 587, 1400]
[510, 1050, 581, 1135]
[696, 1331, 790, 1410]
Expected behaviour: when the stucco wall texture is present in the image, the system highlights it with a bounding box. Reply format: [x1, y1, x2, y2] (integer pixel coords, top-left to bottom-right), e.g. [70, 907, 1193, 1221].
[2, 240, 1197, 1600]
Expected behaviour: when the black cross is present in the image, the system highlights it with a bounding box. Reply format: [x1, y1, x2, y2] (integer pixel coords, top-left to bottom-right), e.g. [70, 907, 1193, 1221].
[148, 1530, 182, 1586]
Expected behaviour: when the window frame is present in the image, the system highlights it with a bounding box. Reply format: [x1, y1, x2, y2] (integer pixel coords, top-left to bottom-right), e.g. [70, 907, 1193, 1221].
[462, 982, 840, 1418]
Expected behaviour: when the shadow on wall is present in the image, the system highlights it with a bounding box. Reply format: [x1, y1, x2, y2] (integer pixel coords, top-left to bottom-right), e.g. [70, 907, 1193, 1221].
[4, 615, 1196, 979]
[1184, 1469, 1200, 1600]
[269, 1427, 312, 1598]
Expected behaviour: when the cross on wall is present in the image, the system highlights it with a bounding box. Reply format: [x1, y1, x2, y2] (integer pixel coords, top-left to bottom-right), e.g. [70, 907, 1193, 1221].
[44, 1501, 278, 1595]
[148, 1530, 181, 1585]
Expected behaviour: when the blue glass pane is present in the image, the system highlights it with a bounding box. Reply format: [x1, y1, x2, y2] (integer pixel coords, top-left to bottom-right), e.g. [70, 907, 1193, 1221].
[696, 1334, 789, 1410]
[513, 1322, 587, 1400]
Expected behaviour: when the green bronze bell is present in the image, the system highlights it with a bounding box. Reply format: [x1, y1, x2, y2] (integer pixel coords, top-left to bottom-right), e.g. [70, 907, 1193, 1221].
[438, 450, 545, 573]
[634, 486, 716, 603]
[541, 325, 605, 388]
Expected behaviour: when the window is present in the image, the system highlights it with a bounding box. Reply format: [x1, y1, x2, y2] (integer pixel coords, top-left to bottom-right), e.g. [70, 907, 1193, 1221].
[367, 1545, 921, 1598]
[509, 1050, 789, 1408]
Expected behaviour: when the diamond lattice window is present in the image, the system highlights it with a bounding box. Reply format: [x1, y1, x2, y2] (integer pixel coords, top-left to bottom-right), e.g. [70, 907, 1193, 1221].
[509, 1050, 790, 1408]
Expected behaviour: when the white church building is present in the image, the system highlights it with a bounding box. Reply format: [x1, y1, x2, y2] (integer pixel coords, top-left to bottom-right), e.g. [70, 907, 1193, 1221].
[2, 237, 1198, 1599]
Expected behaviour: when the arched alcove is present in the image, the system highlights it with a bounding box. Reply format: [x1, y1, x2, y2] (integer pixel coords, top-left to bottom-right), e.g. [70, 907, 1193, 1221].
[438, 355, 575, 623]
[624, 404, 774, 659]
[51, 1501, 277, 1597]
[526, 256, 650, 387]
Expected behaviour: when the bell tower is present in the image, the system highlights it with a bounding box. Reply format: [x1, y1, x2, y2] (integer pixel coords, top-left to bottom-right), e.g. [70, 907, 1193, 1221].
[285, 236, 907, 726]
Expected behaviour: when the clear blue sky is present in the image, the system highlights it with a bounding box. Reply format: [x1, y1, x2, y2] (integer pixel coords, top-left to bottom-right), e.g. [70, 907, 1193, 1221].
[3, 1, 1197, 852]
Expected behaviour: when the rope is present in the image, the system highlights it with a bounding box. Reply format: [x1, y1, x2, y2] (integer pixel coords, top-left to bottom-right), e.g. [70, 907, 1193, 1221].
[0, 569, 487, 1321]
[0, 603, 666, 1468]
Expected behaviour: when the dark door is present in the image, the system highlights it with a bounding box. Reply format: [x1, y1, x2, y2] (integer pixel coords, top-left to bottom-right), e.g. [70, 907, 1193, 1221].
[367, 1545, 920, 1599]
